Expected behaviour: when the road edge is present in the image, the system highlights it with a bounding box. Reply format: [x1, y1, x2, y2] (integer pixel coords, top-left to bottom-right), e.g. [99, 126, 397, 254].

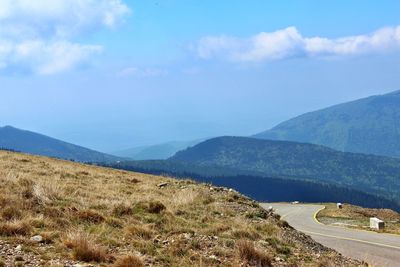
[314, 205, 400, 237]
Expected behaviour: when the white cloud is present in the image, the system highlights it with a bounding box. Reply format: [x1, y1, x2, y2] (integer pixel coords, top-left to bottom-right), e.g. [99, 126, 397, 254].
[117, 67, 168, 78]
[0, 0, 130, 74]
[195, 26, 400, 63]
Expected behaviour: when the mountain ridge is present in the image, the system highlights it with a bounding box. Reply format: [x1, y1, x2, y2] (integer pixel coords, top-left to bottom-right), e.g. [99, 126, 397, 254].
[253, 90, 400, 157]
[170, 136, 400, 202]
[0, 125, 121, 162]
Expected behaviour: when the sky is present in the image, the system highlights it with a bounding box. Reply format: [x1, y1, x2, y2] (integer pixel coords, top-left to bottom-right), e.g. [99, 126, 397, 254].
[1, 0, 400, 152]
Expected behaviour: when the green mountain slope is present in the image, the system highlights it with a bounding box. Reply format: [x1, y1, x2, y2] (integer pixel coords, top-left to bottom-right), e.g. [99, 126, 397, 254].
[0, 126, 121, 162]
[254, 90, 400, 157]
[170, 136, 400, 201]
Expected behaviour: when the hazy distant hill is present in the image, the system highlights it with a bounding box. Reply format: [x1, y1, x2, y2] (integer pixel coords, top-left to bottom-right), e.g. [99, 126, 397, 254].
[170, 136, 400, 201]
[254, 90, 400, 158]
[112, 139, 206, 160]
[0, 126, 120, 162]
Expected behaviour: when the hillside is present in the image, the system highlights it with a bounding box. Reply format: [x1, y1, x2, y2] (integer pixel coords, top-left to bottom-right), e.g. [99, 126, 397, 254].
[0, 151, 361, 266]
[107, 159, 400, 211]
[254, 90, 400, 158]
[317, 203, 400, 235]
[113, 139, 204, 160]
[0, 126, 120, 162]
[171, 136, 400, 202]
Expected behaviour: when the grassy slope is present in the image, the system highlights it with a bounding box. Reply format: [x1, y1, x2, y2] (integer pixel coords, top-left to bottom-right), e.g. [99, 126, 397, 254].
[254, 90, 400, 158]
[0, 126, 121, 162]
[317, 204, 400, 235]
[0, 151, 361, 266]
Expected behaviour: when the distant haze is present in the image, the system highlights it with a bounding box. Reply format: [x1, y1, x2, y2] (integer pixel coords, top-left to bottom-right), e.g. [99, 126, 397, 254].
[1, 1, 400, 151]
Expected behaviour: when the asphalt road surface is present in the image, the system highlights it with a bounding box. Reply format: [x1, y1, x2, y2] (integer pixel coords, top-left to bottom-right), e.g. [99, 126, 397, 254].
[261, 203, 400, 267]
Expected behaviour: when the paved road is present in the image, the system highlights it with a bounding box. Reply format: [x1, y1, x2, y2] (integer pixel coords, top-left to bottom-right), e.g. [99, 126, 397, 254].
[261, 203, 400, 267]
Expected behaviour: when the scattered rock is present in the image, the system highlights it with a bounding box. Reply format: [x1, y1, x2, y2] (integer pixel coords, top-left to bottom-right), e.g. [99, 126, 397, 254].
[157, 182, 168, 188]
[30, 235, 43, 243]
[15, 245, 22, 251]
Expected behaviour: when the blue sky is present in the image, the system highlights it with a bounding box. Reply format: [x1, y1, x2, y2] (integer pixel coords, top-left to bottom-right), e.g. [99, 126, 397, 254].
[1, 0, 400, 151]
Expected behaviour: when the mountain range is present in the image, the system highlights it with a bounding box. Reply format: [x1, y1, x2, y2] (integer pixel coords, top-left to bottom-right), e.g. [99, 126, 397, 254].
[112, 138, 205, 160]
[254, 90, 400, 158]
[0, 126, 120, 162]
[171, 136, 400, 202]
[4, 90, 400, 210]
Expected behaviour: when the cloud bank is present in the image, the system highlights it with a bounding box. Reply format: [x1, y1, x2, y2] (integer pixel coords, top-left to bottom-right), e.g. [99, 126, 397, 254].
[0, 0, 130, 74]
[196, 26, 400, 62]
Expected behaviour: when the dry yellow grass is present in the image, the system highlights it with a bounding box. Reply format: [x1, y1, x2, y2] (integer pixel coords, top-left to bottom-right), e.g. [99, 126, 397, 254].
[0, 151, 362, 266]
[318, 203, 400, 235]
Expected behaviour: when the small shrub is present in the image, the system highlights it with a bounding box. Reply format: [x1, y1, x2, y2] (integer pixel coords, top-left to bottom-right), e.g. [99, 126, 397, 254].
[0, 221, 31, 236]
[113, 255, 144, 267]
[76, 210, 105, 224]
[147, 201, 166, 214]
[0, 258, 5, 267]
[237, 240, 272, 267]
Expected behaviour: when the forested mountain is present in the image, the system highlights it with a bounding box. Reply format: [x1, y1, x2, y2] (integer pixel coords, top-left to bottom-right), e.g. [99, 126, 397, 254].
[0, 126, 121, 162]
[171, 136, 400, 202]
[254, 90, 400, 158]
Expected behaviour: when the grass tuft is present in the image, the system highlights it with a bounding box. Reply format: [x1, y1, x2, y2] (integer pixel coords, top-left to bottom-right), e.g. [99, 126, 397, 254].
[64, 233, 108, 262]
[0, 221, 31, 236]
[76, 210, 105, 224]
[125, 225, 153, 240]
[146, 201, 166, 214]
[236, 240, 272, 267]
[112, 255, 144, 267]
[113, 204, 133, 216]
[1, 206, 22, 221]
